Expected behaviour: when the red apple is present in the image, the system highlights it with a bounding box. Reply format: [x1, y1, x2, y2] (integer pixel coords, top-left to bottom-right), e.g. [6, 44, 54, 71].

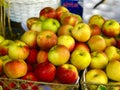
[57, 35, 75, 52]
[48, 45, 70, 66]
[57, 24, 73, 36]
[56, 63, 79, 84]
[34, 62, 56, 82]
[27, 63, 33, 72]
[8, 40, 30, 60]
[37, 30, 57, 50]
[37, 50, 48, 64]
[22, 71, 38, 81]
[89, 24, 101, 36]
[3, 59, 27, 79]
[39, 7, 56, 19]
[26, 48, 38, 64]
[56, 6, 69, 21]
[20, 30, 38, 49]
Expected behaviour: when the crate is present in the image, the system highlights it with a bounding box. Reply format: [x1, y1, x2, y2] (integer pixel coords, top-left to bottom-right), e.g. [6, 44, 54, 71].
[80, 69, 120, 90]
[0, 77, 79, 90]
[5, 0, 60, 23]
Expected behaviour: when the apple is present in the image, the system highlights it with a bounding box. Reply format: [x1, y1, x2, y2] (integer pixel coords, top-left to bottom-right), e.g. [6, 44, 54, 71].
[20, 30, 38, 49]
[60, 12, 82, 26]
[57, 35, 75, 52]
[87, 35, 106, 52]
[26, 17, 40, 29]
[57, 24, 73, 36]
[89, 24, 101, 36]
[27, 63, 33, 72]
[8, 40, 30, 60]
[22, 71, 38, 81]
[102, 19, 120, 37]
[85, 69, 108, 90]
[37, 50, 48, 64]
[88, 14, 105, 29]
[56, 63, 79, 84]
[106, 60, 120, 81]
[48, 45, 70, 66]
[89, 51, 108, 69]
[0, 59, 3, 75]
[34, 62, 56, 82]
[37, 30, 57, 50]
[71, 23, 91, 42]
[103, 36, 117, 47]
[104, 45, 120, 61]
[0, 35, 5, 43]
[116, 36, 120, 49]
[3, 59, 27, 79]
[26, 48, 38, 64]
[39, 7, 56, 19]
[70, 49, 91, 70]
[74, 42, 90, 52]
[30, 20, 42, 32]
[56, 6, 69, 21]
[41, 18, 60, 33]
[0, 39, 14, 56]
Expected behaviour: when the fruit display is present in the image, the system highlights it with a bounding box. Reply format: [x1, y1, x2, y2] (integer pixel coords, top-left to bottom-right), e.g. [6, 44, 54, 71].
[1, 5, 120, 90]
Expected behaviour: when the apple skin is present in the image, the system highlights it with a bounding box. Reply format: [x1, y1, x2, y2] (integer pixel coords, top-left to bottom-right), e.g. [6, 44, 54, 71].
[26, 48, 38, 64]
[20, 30, 38, 49]
[56, 6, 69, 21]
[56, 63, 79, 84]
[22, 71, 38, 81]
[85, 69, 108, 90]
[0, 39, 14, 56]
[39, 7, 56, 19]
[41, 18, 60, 33]
[34, 62, 56, 82]
[102, 19, 120, 37]
[88, 14, 105, 29]
[48, 45, 70, 66]
[57, 35, 75, 52]
[37, 30, 57, 51]
[3, 59, 27, 79]
[71, 23, 91, 42]
[57, 24, 73, 36]
[90, 51, 108, 69]
[87, 35, 106, 52]
[74, 42, 90, 52]
[70, 49, 91, 70]
[60, 12, 82, 26]
[37, 50, 48, 64]
[0, 35, 5, 43]
[26, 17, 40, 29]
[89, 24, 101, 36]
[106, 60, 120, 81]
[104, 46, 120, 61]
[0, 59, 3, 75]
[8, 40, 30, 60]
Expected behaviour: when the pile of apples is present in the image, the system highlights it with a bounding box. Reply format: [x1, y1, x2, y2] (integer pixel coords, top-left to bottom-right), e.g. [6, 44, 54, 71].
[0, 5, 120, 90]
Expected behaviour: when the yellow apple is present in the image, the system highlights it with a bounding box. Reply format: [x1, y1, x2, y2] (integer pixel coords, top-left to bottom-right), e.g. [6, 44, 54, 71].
[106, 60, 120, 81]
[85, 69, 108, 90]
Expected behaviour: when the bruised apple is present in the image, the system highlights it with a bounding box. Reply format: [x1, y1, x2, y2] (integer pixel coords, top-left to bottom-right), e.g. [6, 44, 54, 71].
[37, 30, 57, 50]
[3, 59, 27, 79]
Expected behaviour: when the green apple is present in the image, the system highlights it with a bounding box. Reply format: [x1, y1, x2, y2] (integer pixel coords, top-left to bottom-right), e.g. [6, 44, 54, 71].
[70, 49, 91, 70]
[106, 60, 120, 81]
[87, 35, 106, 52]
[48, 45, 70, 66]
[8, 40, 30, 60]
[57, 35, 75, 52]
[85, 69, 108, 90]
[88, 14, 105, 29]
[20, 30, 38, 48]
[30, 20, 42, 32]
[102, 19, 120, 37]
[0, 35, 5, 43]
[71, 23, 91, 42]
[104, 46, 120, 61]
[42, 18, 60, 33]
[90, 51, 108, 69]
